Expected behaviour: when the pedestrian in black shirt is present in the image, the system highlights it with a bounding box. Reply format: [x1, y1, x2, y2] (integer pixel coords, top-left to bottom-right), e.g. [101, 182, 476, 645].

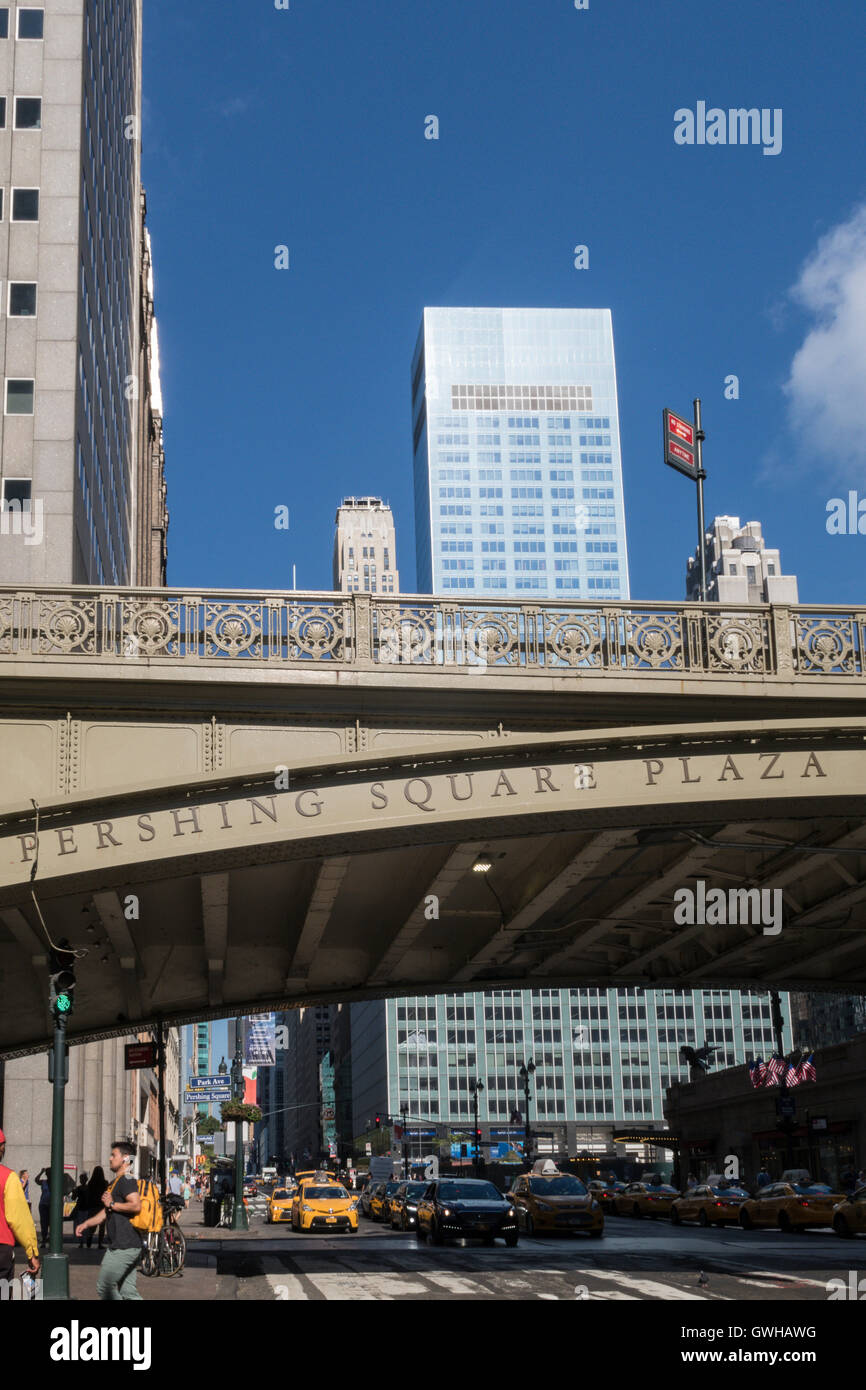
[75, 1141, 143, 1300]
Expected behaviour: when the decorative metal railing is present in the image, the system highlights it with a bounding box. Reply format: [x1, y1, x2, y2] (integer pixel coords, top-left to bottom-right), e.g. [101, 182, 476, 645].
[0, 588, 863, 677]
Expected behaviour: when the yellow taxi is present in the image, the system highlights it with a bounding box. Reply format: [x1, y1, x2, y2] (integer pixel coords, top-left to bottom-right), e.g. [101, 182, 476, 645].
[265, 1184, 297, 1224]
[613, 1179, 680, 1218]
[291, 1177, 359, 1233]
[833, 1186, 866, 1238]
[510, 1164, 603, 1237]
[369, 1180, 404, 1223]
[739, 1178, 845, 1231]
[671, 1180, 750, 1227]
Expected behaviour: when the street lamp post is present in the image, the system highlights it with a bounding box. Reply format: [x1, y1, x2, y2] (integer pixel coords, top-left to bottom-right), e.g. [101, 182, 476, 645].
[518, 1061, 536, 1169]
[400, 1102, 409, 1179]
[229, 1025, 248, 1232]
[469, 1080, 484, 1178]
[769, 991, 796, 1170]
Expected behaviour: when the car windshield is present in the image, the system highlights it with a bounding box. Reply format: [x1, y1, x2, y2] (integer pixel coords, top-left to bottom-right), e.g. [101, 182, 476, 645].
[528, 1176, 588, 1196]
[710, 1186, 748, 1197]
[272, 1189, 289, 1200]
[647, 1185, 678, 1194]
[304, 1186, 347, 1201]
[384, 1182, 402, 1193]
[439, 1182, 502, 1202]
[792, 1183, 833, 1195]
[403, 1184, 427, 1197]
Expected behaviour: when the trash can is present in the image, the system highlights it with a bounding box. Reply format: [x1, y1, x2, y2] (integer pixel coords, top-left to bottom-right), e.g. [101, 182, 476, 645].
[203, 1196, 220, 1228]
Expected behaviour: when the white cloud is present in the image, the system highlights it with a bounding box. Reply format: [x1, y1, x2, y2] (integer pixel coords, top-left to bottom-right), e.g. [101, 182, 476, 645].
[784, 203, 866, 482]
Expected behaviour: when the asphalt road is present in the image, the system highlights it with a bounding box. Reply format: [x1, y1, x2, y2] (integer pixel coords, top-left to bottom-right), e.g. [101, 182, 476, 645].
[155, 1199, 866, 1303]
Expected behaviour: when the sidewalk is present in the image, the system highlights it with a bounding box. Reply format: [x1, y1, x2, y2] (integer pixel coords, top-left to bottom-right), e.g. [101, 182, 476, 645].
[36, 1228, 217, 1302]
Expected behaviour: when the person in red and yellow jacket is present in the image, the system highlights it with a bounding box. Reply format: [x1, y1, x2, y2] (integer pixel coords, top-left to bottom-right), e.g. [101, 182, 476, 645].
[0, 1127, 41, 1285]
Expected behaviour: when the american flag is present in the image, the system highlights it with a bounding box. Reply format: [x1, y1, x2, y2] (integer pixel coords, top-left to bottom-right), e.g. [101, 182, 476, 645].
[766, 1053, 786, 1085]
[748, 1059, 766, 1089]
[785, 1061, 801, 1088]
[798, 1053, 817, 1083]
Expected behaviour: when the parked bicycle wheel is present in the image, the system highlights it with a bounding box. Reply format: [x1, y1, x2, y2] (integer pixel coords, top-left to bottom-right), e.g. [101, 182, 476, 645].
[139, 1234, 158, 1278]
[159, 1223, 186, 1277]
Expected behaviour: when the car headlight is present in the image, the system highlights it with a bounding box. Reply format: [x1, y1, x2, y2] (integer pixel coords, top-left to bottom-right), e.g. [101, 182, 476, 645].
[302, 1204, 313, 1212]
[507, 1207, 516, 1217]
[441, 1207, 452, 1217]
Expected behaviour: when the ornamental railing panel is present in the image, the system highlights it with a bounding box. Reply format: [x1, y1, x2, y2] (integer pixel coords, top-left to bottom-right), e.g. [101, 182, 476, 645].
[0, 588, 863, 678]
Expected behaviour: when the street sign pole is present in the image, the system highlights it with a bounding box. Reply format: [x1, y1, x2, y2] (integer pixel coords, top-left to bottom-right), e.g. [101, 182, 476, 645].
[694, 398, 708, 601]
[156, 1019, 167, 1209]
[663, 402, 708, 600]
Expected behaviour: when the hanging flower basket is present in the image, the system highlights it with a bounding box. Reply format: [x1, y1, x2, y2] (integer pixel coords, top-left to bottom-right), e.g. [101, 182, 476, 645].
[220, 1101, 262, 1125]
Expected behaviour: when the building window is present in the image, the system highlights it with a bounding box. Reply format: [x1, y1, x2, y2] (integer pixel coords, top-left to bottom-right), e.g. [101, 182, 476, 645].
[1, 478, 31, 509]
[14, 97, 41, 129]
[767, 562, 776, 575]
[0, 98, 6, 128]
[9, 283, 37, 316]
[17, 9, 44, 40]
[11, 188, 39, 221]
[0, 12, 8, 40]
[5, 379, 35, 414]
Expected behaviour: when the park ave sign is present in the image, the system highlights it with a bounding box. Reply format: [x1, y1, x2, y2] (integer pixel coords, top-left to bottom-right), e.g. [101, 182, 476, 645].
[0, 739, 849, 891]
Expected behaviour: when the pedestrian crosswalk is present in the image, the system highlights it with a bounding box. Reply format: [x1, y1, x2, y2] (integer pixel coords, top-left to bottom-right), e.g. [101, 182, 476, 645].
[246, 1250, 744, 1302]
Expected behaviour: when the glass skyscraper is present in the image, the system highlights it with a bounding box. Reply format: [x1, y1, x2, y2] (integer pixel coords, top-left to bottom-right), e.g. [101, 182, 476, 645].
[411, 307, 630, 600]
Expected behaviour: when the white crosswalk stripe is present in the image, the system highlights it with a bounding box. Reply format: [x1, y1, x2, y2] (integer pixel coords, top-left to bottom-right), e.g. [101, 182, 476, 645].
[572, 1268, 719, 1301]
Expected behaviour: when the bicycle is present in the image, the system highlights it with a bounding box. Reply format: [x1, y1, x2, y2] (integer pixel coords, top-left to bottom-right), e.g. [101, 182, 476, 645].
[140, 1196, 187, 1278]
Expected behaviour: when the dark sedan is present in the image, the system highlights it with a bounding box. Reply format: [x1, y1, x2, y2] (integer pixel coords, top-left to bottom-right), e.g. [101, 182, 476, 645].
[416, 1179, 519, 1247]
[389, 1181, 429, 1230]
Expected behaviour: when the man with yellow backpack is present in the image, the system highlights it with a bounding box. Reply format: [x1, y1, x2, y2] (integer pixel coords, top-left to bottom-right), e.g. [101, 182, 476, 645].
[75, 1140, 161, 1300]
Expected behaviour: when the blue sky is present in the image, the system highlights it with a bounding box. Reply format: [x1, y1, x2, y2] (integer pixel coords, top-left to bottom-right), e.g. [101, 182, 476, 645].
[143, 0, 866, 604]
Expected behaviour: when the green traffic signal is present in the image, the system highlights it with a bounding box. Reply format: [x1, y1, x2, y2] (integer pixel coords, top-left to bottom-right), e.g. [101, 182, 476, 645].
[54, 992, 73, 1014]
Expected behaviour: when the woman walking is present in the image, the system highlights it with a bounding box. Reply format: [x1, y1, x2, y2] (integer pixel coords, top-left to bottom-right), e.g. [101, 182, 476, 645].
[78, 1167, 108, 1249]
[34, 1165, 51, 1245]
[72, 1172, 89, 1248]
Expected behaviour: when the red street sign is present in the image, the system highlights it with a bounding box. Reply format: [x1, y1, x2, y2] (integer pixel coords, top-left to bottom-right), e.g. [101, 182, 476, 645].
[125, 1042, 156, 1070]
[667, 411, 694, 446]
[668, 440, 695, 468]
[663, 407, 698, 479]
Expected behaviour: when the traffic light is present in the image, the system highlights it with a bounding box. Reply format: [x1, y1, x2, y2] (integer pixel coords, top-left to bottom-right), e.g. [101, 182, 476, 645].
[49, 941, 76, 1019]
[375, 1115, 381, 1129]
